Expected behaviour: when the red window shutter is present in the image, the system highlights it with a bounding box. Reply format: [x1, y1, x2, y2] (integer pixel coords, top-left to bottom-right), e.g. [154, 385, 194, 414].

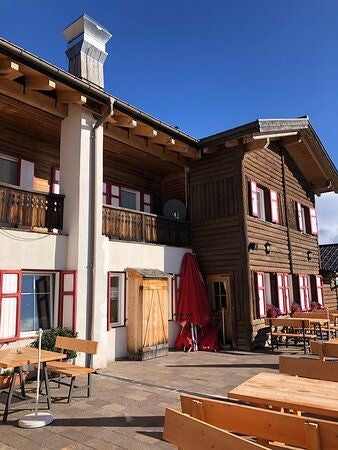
[283, 274, 291, 314]
[309, 207, 318, 235]
[142, 192, 152, 213]
[19, 159, 34, 189]
[297, 202, 304, 232]
[316, 275, 324, 306]
[276, 273, 285, 313]
[256, 272, 266, 318]
[51, 167, 60, 194]
[270, 190, 279, 223]
[250, 181, 259, 217]
[0, 270, 22, 343]
[58, 271, 77, 331]
[110, 184, 120, 207]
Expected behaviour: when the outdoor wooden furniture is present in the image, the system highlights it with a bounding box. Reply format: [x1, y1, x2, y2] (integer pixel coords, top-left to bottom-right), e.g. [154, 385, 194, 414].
[164, 408, 269, 450]
[279, 354, 338, 382]
[310, 339, 338, 360]
[45, 336, 98, 403]
[0, 347, 67, 421]
[228, 372, 338, 420]
[168, 394, 338, 450]
[294, 311, 338, 338]
[265, 318, 316, 354]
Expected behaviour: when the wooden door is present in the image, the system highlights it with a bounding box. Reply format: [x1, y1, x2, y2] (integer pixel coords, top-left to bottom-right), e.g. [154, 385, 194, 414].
[142, 279, 168, 349]
[207, 275, 232, 344]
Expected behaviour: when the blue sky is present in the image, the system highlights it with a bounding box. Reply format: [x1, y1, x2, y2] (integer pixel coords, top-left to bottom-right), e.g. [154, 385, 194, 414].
[1, 1, 337, 242]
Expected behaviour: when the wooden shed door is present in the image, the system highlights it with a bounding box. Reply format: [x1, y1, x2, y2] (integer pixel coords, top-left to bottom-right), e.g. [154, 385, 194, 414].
[142, 279, 168, 348]
[207, 275, 232, 344]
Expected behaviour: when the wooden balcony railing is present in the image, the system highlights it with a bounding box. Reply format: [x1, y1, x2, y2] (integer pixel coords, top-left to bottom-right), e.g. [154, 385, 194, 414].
[0, 183, 64, 231]
[102, 205, 191, 247]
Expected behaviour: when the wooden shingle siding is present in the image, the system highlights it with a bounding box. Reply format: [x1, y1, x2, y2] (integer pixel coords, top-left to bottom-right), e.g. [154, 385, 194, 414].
[190, 176, 237, 220]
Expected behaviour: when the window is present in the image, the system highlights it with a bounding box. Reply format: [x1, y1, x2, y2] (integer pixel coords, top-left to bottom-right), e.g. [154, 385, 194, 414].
[107, 272, 125, 328]
[211, 280, 228, 310]
[121, 188, 140, 210]
[298, 274, 311, 310]
[103, 182, 152, 213]
[0, 154, 18, 185]
[21, 273, 55, 333]
[296, 202, 317, 235]
[256, 188, 266, 221]
[249, 180, 279, 224]
[276, 273, 292, 314]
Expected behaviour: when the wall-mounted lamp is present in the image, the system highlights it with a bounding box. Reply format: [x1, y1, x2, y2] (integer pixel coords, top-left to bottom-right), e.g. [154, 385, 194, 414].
[248, 242, 258, 251]
[307, 250, 313, 261]
[264, 242, 272, 254]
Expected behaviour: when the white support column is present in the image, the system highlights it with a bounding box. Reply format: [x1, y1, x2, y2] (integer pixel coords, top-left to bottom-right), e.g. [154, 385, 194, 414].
[59, 104, 108, 367]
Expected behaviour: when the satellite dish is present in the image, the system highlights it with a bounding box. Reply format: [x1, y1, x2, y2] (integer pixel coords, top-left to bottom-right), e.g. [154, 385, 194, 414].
[163, 199, 187, 221]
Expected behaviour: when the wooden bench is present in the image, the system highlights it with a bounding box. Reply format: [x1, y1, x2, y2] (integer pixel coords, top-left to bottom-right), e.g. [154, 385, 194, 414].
[163, 394, 338, 450]
[265, 318, 316, 354]
[310, 340, 338, 360]
[294, 311, 338, 338]
[46, 336, 98, 403]
[279, 354, 338, 382]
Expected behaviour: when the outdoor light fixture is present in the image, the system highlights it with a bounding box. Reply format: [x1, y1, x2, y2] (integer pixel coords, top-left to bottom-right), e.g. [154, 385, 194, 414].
[307, 250, 313, 261]
[248, 242, 258, 251]
[264, 242, 272, 254]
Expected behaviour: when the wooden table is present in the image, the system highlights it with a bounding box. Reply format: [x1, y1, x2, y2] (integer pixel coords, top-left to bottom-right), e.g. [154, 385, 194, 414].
[0, 347, 66, 421]
[228, 372, 338, 420]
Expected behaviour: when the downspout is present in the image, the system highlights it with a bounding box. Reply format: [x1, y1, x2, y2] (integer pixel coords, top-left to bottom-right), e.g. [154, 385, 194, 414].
[88, 98, 115, 345]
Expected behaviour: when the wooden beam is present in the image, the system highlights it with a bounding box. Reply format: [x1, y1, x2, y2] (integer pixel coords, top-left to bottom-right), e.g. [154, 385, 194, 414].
[0, 77, 67, 118]
[131, 124, 158, 138]
[243, 137, 270, 152]
[57, 91, 87, 105]
[171, 142, 200, 159]
[104, 123, 188, 167]
[0, 58, 22, 80]
[110, 115, 137, 128]
[25, 76, 56, 91]
[224, 138, 240, 148]
[150, 132, 175, 146]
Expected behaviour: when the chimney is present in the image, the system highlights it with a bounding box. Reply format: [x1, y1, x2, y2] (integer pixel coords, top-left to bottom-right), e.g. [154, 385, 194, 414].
[63, 14, 112, 88]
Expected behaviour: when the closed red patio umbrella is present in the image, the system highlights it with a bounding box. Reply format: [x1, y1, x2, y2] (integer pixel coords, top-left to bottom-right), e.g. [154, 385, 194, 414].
[176, 253, 211, 328]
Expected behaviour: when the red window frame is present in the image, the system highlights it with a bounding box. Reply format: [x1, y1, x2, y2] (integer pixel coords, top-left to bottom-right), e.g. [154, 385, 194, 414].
[255, 272, 266, 318]
[315, 275, 324, 306]
[298, 274, 311, 311]
[58, 270, 77, 331]
[309, 207, 318, 235]
[250, 180, 259, 217]
[0, 270, 22, 343]
[276, 273, 291, 314]
[270, 189, 279, 224]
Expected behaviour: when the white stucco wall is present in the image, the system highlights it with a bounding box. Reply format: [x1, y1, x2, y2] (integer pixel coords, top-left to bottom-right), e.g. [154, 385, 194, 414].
[0, 229, 67, 269]
[104, 240, 191, 362]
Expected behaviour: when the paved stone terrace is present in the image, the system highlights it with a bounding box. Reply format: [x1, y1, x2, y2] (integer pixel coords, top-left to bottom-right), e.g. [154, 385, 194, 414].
[0, 350, 280, 450]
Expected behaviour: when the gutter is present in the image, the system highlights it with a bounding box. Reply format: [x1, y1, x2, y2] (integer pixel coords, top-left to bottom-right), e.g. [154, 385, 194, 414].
[88, 98, 115, 347]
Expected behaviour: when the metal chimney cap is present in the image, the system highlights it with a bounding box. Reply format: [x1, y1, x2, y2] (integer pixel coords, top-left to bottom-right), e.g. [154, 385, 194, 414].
[63, 14, 112, 49]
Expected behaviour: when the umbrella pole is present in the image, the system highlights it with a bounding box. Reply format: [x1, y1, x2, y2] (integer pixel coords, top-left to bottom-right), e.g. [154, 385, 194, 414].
[18, 329, 54, 428]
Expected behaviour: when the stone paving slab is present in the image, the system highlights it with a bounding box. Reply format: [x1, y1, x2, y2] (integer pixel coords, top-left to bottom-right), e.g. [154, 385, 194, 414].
[0, 350, 280, 449]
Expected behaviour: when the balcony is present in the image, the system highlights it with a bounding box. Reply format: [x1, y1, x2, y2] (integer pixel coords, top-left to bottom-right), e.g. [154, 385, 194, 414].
[102, 205, 191, 247]
[0, 183, 64, 231]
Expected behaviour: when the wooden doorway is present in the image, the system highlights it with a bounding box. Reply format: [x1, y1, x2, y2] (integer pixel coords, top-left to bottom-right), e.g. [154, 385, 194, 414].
[207, 275, 232, 346]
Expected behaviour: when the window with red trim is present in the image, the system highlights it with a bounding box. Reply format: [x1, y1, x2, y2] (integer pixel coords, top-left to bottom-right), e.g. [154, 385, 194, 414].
[255, 272, 266, 318]
[0, 270, 22, 343]
[298, 274, 311, 310]
[296, 202, 317, 235]
[249, 180, 279, 224]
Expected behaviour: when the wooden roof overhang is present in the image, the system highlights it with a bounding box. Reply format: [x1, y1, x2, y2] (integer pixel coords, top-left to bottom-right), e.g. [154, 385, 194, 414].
[0, 37, 200, 168]
[201, 118, 338, 195]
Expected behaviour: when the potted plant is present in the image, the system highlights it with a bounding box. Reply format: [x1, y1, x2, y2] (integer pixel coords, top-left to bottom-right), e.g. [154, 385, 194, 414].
[266, 305, 282, 318]
[0, 369, 28, 390]
[30, 327, 78, 360]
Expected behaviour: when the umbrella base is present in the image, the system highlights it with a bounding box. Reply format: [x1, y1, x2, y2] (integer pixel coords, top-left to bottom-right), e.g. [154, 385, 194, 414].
[18, 412, 54, 428]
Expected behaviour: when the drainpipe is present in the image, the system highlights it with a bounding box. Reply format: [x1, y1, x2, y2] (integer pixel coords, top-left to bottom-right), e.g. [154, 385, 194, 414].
[88, 98, 115, 346]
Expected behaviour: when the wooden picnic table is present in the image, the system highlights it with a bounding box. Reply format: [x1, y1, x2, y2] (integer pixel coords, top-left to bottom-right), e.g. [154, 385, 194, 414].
[228, 372, 338, 420]
[0, 347, 66, 421]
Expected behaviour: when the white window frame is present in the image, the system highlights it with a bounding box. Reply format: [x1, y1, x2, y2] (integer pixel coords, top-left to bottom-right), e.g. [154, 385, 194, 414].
[256, 188, 266, 221]
[120, 187, 141, 211]
[108, 272, 126, 327]
[20, 272, 58, 337]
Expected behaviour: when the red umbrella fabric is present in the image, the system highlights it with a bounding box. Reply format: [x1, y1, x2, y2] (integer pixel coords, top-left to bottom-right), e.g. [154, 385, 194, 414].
[176, 253, 211, 327]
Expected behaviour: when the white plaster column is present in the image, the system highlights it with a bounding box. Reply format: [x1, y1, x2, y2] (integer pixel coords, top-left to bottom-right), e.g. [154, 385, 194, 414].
[60, 104, 94, 344]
